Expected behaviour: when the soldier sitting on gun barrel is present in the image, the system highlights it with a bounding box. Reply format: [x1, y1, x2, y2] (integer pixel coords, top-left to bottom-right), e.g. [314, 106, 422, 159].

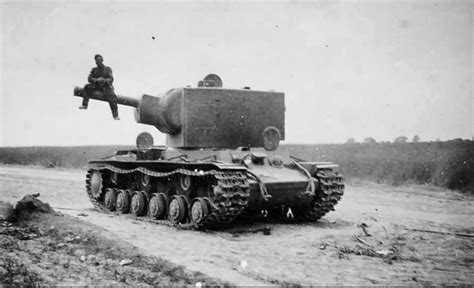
[79, 54, 120, 120]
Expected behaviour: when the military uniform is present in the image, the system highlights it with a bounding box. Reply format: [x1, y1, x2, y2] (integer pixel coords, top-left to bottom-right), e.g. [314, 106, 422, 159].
[82, 65, 119, 118]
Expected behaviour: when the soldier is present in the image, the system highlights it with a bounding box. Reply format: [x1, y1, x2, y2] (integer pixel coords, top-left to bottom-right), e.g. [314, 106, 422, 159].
[79, 54, 120, 120]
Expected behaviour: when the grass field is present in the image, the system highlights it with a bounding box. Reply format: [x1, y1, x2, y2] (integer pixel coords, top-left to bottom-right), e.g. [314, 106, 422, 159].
[0, 141, 472, 192]
[280, 141, 474, 192]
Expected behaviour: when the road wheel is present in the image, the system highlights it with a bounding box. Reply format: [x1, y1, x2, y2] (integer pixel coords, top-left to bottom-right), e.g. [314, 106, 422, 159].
[148, 193, 166, 219]
[190, 197, 209, 227]
[168, 195, 187, 224]
[104, 188, 117, 211]
[116, 189, 130, 214]
[130, 191, 147, 216]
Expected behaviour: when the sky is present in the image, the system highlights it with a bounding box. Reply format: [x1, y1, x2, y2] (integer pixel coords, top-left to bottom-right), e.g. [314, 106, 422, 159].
[0, 0, 472, 147]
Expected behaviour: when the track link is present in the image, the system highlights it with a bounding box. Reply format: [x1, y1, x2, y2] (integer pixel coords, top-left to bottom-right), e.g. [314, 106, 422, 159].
[305, 168, 345, 221]
[203, 171, 250, 227]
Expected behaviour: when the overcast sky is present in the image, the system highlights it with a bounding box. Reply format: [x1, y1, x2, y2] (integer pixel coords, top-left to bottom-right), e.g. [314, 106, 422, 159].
[1, 0, 472, 147]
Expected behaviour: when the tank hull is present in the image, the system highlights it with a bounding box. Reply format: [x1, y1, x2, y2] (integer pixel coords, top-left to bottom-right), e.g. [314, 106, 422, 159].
[84, 147, 344, 229]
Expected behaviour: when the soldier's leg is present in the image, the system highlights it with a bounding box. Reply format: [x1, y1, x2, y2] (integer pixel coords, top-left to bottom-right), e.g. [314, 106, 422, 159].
[81, 84, 95, 109]
[104, 88, 119, 119]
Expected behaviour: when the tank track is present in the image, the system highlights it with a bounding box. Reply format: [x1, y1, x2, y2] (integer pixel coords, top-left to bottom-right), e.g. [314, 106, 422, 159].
[85, 165, 250, 230]
[305, 168, 344, 221]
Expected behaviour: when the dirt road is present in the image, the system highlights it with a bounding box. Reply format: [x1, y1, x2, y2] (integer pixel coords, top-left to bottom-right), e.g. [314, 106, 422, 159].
[1, 165, 473, 285]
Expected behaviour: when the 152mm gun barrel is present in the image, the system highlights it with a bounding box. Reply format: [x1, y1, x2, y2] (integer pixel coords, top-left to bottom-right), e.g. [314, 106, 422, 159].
[73, 87, 140, 108]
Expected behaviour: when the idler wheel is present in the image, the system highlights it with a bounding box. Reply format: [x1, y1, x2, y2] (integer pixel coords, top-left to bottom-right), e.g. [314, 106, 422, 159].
[116, 189, 130, 214]
[190, 198, 209, 226]
[148, 193, 166, 219]
[130, 191, 147, 216]
[89, 171, 104, 200]
[168, 195, 187, 224]
[104, 188, 117, 211]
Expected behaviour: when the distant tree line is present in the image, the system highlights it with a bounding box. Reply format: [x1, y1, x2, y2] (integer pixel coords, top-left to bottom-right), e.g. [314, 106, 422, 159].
[346, 135, 472, 144]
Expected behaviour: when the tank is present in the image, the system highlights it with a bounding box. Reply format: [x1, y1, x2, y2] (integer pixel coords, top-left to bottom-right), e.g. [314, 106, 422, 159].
[73, 74, 344, 228]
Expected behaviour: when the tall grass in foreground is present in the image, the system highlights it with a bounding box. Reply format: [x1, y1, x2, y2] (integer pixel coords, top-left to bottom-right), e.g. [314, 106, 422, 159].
[0, 141, 472, 192]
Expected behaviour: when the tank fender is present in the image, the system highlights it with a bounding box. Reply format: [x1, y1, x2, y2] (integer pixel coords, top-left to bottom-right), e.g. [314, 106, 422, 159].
[206, 163, 247, 171]
[290, 160, 316, 196]
[87, 160, 246, 174]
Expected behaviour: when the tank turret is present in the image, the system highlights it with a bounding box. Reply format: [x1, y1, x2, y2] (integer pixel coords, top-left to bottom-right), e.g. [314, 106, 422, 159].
[74, 74, 285, 150]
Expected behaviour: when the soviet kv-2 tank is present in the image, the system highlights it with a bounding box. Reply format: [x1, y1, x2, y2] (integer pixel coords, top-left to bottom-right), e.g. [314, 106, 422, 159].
[73, 74, 344, 229]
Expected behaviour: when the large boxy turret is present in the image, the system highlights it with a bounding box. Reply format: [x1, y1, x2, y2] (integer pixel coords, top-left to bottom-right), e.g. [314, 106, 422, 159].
[74, 74, 285, 150]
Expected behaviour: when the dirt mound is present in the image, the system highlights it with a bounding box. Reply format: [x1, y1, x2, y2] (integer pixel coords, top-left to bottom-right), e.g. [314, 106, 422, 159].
[14, 194, 54, 221]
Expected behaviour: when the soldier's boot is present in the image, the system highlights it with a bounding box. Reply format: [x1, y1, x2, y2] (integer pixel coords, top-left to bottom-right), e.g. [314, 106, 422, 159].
[80, 93, 90, 109]
[109, 101, 119, 120]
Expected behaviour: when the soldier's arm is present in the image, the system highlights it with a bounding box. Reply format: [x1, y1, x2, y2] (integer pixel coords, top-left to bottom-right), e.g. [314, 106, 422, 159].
[88, 68, 98, 84]
[104, 67, 114, 85]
